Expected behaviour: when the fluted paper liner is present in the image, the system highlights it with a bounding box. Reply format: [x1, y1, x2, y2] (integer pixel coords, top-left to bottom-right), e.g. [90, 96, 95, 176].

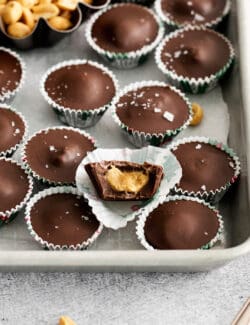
[86, 3, 165, 69]
[25, 186, 103, 250]
[22, 126, 97, 186]
[40, 59, 119, 128]
[0, 157, 33, 225]
[75, 146, 182, 229]
[155, 25, 235, 94]
[168, 136, 241, 203]
[111, 80, 193, 147]
[136, 195, 224, 250]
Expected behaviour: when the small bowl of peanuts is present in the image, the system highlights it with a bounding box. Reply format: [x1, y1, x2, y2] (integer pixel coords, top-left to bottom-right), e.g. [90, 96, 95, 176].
[0, 0, 110, 49]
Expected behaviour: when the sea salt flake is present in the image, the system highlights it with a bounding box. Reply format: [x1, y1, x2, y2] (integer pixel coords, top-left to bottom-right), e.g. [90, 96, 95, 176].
[196, 144, 202, 150]
[11, 121, 15, 127]
[49, 145, 56, 152]
[174, 51, 182, 58]
[163, 111, 174, 122]
[55, 226, 59, 229]
[194, 13, 205, 21]
[154, 108, 162, 113]
[201, 185, 206, 191]
[64, 135, 68, 139]
[155, 93, 160, 97]
[45, 164, 49, 169]
[229, 161, 235, 168]
[82, 215, 89, 221]
[14, 128, 20, 134]
[204, 231, 208, 236]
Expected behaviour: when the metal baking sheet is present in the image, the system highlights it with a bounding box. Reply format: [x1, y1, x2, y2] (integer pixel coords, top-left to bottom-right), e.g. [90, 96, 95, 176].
[0, 0, 249, 271]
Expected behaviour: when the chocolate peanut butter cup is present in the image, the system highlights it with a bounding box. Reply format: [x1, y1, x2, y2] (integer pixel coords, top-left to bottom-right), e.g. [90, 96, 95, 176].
[155, 26, 235, 94]
[168, 137, 241, 202]
[86, 4, 164, 69]
[0, 105, 27, 157]
[112, 81, 192, 147]
[75, 146, 182, 229]
[136, 195, 223, 250]
[155, 0, 231, 30]
[41, 60, 118, 128]
[0, 157, 33, 225]
[0, 47, 25, 103]
[85, 161, 164, 200]
[23, 127, 96, 185]
[25, 186, 103, 250]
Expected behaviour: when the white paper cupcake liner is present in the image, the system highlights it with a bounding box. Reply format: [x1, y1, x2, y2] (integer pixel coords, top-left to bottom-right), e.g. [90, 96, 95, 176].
[155, 25, 235, 94]
[155, 0, 231, 31]
[136, 194, 224, 250]
[24, 186, 103, 250]
[85, 4, 165, 69]
[75, 146, 182, 229]
[22, 126, 97, 186]
[0, 157, 33, 225]
[0, 47, 26, 103]
[111, 80, 193, 147]
[168, 136, 241, 203]
[0, 104, 28, 158]
[40, 59, 119, 128]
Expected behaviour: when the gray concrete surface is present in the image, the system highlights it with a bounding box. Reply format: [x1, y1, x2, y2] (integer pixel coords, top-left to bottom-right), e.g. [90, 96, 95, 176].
[0, 253, 249, 325]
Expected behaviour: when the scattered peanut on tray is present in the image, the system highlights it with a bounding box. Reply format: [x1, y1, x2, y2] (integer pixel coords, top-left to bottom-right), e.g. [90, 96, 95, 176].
[0, 0, 92, 38]
[190, 102, 204, 126]
[59, 315, 77, 325]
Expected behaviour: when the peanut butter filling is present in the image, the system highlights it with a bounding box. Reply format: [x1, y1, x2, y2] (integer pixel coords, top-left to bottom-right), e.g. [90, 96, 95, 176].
[106, 165, 149, 193]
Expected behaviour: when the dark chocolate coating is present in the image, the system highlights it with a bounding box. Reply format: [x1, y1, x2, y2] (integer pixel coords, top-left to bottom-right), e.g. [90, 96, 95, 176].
[85, 161, 163, 200]
[0, 50, 22, 97]
[161, 29, 231, 78]
[25, 128, 95, 183]
[172, 142, 235, 193]
[91, 4, 159, 53]
[116, 85, 190, 133]
[0, 159, 29, 212]
[0, 107, 25, 152]
[45, 63, 116, 110]
[161, 0, 227, 26]
[144, 200, 219, 249]
[30, 193, 100, 246]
